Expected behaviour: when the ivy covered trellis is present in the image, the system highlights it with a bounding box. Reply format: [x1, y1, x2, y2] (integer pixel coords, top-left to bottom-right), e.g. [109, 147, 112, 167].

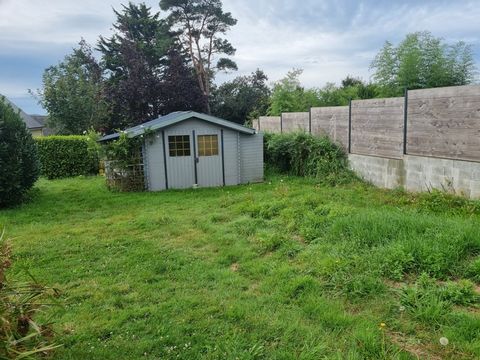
[102, 132, 146, 192]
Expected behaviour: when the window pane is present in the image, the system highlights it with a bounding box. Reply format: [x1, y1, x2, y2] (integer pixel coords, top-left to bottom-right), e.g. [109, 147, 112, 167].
[198, 135, 219, 157]
[168, 135, 191, 157]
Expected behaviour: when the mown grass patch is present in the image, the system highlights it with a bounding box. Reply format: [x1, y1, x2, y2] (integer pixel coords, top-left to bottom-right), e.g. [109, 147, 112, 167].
[0, 175, 479, 359]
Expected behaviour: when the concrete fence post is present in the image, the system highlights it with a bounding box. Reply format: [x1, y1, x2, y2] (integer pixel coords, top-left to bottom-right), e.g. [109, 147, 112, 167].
[348, 99, 352, 154]
[403, 88, 408, 155]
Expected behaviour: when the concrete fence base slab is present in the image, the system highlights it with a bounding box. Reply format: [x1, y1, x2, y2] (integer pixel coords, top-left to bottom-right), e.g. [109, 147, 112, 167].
[349, 153, 480, 199]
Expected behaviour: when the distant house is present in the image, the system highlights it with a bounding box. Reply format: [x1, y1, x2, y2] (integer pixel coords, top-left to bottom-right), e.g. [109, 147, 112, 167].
[1, 95, 46, 137]
[100, 111, 264, 191]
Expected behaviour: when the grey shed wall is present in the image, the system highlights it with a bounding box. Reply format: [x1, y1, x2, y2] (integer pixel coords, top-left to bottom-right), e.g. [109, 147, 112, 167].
[143, 118, 263, 191]
[240, 132, 264, 184]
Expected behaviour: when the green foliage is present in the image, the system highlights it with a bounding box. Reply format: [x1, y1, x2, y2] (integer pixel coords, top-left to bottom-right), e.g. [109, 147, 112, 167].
[0, 230, 60, 358]
[102, 133, 145, 192]
[98, 3, 176, 129]
[316, 78, 380, 106]
[400, 274, 479, 325]
[103, 133, 143, 167]
[268, 71, 380, 114]
[0, 97, 40, 208]
[371, 31, 477, 96]
[37, 40, 109, 134]
[1, 176, 480, 358]
[268, 69, 322, 115]
[160, 0, 238, 112]
[211, 69, 271, 125]
[36, 136, 99, 179]
[416, 189, 480, 215]
[264, 132, 357, 185]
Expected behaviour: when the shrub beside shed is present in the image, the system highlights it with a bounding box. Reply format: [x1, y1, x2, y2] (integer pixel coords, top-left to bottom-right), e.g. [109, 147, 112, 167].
[100, 111, 264, 191]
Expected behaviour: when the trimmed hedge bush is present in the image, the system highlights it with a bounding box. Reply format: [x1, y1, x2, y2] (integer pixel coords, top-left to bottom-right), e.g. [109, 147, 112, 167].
[264, 132, 357, 185]
[0, 98, 40, 208]
[36, 136, 99, 179]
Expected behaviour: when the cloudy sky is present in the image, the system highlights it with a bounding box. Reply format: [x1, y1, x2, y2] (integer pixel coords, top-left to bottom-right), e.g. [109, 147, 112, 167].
[1, 0, 479, 114]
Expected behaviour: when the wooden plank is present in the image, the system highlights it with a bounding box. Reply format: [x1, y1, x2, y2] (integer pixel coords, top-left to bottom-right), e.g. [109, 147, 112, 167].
[409, 85, 480, 99]
[310, 106, 349, 148]
[407, 86, 480, 162]
[351, 97, 404, 158]
[281, 112, 309, 133]
[259, 116, 281, 133]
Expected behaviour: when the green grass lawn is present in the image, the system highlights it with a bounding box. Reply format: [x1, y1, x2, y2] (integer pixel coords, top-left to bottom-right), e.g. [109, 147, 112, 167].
[1, 175, 480, 359]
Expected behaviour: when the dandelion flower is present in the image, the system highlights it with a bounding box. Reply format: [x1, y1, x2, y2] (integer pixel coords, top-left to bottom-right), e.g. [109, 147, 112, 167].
[379, 322, 386, 330]
[440, 337, 449, 346]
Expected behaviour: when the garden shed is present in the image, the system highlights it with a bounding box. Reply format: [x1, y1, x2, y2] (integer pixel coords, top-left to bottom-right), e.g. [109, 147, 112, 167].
[100, 111, 264, 191]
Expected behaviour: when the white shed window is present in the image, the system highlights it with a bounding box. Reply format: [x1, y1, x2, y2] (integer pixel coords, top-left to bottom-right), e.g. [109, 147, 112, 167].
[168, 135, 191, 157]
[198, 135, 219, 156]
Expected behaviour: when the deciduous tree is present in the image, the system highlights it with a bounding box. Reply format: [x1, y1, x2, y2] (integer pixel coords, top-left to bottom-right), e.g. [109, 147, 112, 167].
[371, 31, 477, 96]
[37, 40, 109, 134]
[211, 69, 270, 124]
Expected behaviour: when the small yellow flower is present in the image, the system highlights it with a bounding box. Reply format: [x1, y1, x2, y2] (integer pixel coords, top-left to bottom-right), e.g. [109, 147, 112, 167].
[379, 322, 387, 330]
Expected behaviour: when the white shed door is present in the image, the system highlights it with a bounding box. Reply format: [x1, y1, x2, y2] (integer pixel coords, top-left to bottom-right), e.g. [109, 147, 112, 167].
[195, 129, 224, 188]
[164, 129, 195, 189]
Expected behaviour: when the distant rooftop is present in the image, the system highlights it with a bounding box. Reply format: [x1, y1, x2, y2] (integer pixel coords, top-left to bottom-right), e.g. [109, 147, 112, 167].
[1, 94, 44, 130]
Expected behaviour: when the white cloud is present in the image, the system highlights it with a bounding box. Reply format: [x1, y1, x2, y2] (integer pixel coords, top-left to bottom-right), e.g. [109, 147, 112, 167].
[0, 0, 478, 113]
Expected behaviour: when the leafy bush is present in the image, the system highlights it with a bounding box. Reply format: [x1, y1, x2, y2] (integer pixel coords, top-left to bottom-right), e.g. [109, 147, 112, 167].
[264, 132, 357, 185]
[0, 98, 40, 208]
[0, 230, 60, 358]
[36, 136, 99, 179]
[102, 133, 145, 192]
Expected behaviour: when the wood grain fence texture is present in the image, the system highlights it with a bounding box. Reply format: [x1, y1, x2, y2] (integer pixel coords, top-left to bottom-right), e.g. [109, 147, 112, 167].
[253, 85, 480, 163]
[310, 106, 349, 149]
[258, 116, 281, 133]
[351, 97, 404, 158]
[281, 112, 310, 133]
[407, 85, 480, 162]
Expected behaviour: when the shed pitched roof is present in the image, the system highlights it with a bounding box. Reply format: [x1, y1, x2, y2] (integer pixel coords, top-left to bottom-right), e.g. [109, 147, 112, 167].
[0, 95, 44, 130]
[99, 111, 256, 142]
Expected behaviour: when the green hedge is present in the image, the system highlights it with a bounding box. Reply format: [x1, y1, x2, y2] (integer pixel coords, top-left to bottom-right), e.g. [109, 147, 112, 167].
[264, 132, 358, 185]
[0, 98, 40, 207]
[36, 136, 99, 179]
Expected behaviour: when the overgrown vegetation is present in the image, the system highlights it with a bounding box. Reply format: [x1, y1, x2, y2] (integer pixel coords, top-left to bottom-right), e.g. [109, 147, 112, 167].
[264, 132, 357, 185]
[0, 230, 60, 358]
[36, 135, 99, 179]
[1, 176, 479, 359]
[371, 31, 476, 97]
[102, 133, 145, 192]
[0, 97, 39, 208]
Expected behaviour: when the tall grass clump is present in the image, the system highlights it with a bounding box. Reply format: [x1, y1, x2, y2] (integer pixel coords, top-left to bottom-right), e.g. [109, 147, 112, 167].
[264, 132, 357, 185]
[0, 230, 61, 358]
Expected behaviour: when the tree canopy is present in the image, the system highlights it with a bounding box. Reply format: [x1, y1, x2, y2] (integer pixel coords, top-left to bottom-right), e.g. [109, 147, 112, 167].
[98, 2, 173, 129]
[211, 69, 270, 124]
[160, 0, 238, 113]
[37, 40, 109, 134]
[371, 31, 476, 96]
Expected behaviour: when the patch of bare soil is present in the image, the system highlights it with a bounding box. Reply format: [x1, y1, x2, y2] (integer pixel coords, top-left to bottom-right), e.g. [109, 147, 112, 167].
[230, 263, 240, 272]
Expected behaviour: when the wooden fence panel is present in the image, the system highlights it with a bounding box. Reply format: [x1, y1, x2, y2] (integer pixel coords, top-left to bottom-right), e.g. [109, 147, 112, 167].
[259, 116, 281, 133]
[407, 85, 480, 162]
[251, 119, 260, 131]
[281, 112, 309, 133]
[310, 106, 349, 149]
[351, 97, 404, 158]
